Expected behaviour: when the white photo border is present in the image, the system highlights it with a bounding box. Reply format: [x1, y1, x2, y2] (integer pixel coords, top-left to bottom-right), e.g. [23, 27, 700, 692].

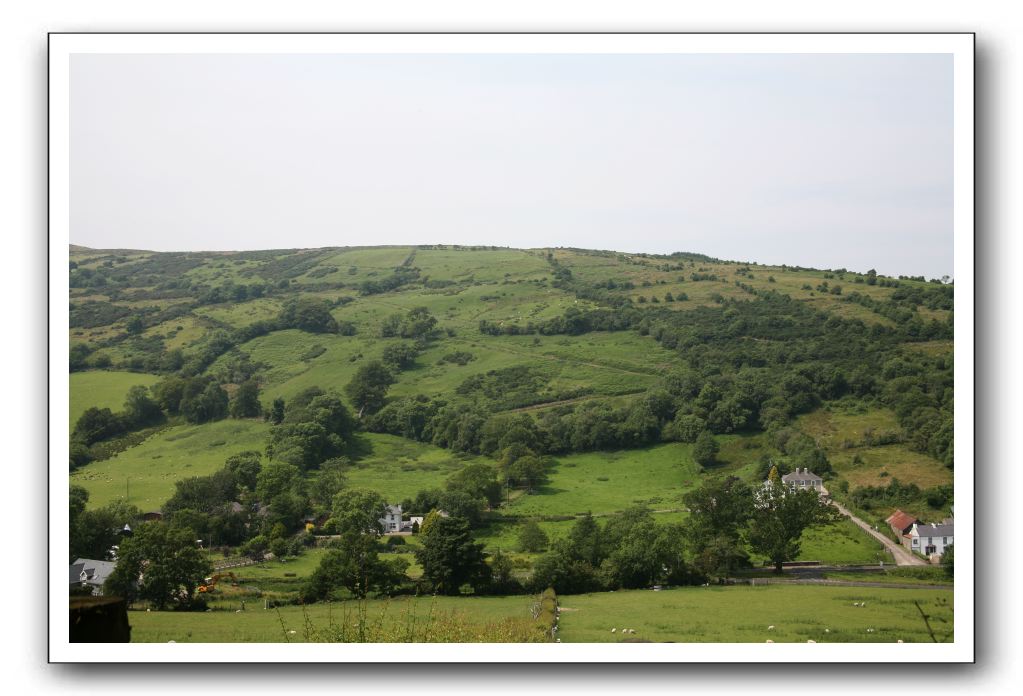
[49, 31, 974, 664]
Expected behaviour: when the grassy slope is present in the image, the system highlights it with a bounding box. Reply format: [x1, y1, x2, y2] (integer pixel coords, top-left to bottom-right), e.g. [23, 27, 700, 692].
[70, 419, 270, 509]
[69, 370, 161, 432]
[556, 584, 953, 643]
[506, 444, 700, 517]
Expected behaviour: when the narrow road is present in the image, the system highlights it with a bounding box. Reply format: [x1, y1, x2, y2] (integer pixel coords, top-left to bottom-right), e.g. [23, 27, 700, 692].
[831, 500, 928, 566]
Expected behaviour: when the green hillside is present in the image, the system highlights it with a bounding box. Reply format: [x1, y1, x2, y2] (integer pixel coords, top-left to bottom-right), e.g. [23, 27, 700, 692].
[67, 244, 954, 640]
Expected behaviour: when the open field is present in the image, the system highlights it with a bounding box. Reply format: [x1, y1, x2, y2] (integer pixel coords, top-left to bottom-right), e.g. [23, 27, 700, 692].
[69, 370, 161, 431]
[128, 593, 543, 642]
[505, 444, 700, 517]
[555, 584, 953, 643]
[343, 433, 488, 502]
[126, 583, 952, 643]
[71, 419, 270, 509]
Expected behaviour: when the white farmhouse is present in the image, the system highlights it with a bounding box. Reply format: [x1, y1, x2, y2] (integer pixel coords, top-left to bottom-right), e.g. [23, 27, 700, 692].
[908, 522, 954, 560]
[379, 504, 403, 533]
[780, 468, 829, 497]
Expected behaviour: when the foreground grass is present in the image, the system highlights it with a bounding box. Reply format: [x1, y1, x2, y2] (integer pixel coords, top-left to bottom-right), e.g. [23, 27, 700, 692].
[129, 594, 545, 643]
[556, 585, 953, 643]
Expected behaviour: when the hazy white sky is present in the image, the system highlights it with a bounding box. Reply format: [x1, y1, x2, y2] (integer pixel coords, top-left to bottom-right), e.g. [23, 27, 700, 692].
[71, 53, 953, 278]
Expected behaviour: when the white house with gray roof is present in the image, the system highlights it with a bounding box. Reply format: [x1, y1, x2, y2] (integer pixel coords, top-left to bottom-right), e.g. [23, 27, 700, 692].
[779, 468, 828, 497]
[908, 521, 954, 560]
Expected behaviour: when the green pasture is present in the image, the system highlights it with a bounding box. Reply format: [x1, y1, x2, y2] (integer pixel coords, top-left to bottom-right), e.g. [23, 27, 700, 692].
[70, 419, 270, 509]
[343, 433, 486, 502]
[555, 584, 953, 643]
[128, 593, 542, 642]
[506, 444, 700, 517]
[69, 370, 161, 431]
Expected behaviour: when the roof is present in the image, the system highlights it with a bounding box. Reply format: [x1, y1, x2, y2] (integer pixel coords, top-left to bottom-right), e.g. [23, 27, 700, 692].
[886, 510, 919, 532]
[71, 558, 117, 586]
[781, 468, 822, 483]
[912, 522, 954, 537]
[384, 504, 402, 516]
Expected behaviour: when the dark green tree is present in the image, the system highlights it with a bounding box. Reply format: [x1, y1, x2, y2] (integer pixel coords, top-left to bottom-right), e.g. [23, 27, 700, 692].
[104, 523, 211, 609]
[748, 484, 841, 573]
[415, 516, 490, 594]
[516, 519, 549, 553]
[329, 489, 388, 537]
[345, 360, 395, 416]
[692, 430, 720, 466]
[301, 533, 408, 600]
[229, 380, 262, 419]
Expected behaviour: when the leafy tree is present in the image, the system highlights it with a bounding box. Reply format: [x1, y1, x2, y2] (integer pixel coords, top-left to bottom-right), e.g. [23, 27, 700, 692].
[682, 476, 754, 580]
[672, 413, 706, 443]
[488, 548, 518, 594]
[72, 407, 125, 445]
[313, 457, 349, 506]
[278, 297, 338, 333]
[749, 484, 841, 573]
[255, 461, 301, 503]
[224, 451, 262, 492]
[437, 489, 486, 527]
[70, 499, 141, 562]
[104, 523, 211, 609]
[181, 382, 229, 424]
[446, 462, 502, 508]
[942, 544, 954, 579]
[330, 489, 388, 537]
[267, 392, 355, 470]
[692, 430, 720, 467]
[505, 455, 548, 493]
[415, 516, 490, 594]
[517, 519, 549, 553]
[567, 513, 604, 567]
[301, 533, 409, 600]
[230, 380, 262, 418]
[268, 397, 286, 424]
[163, 469, 238, 515]
[123, 385, 163, 428]
[345, 360, 395, 415]
[381, 341, 421, 371]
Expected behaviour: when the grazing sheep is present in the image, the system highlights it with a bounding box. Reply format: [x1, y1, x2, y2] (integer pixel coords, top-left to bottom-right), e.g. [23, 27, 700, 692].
[628, 629, 635, 634]
[288, 630, 296, 635]
[765, 640, 774, 643]
[824, 629, 830, 633]
[897, 639, 904, 643]
[611, 628, 616, 633]
[767, 625, 775, 631]
[807, 640, 816, 643]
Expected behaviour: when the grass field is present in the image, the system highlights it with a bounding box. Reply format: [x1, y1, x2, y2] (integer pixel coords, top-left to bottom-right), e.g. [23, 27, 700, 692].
[555, 584, 953, 643]
[69, 370, 161, 432]
[70, 419, 270, 509]
[344, 433, 487, 502]
[126, 583, 952, 643]
[129, 593, 543, 642]
[505, 444, 700, 517]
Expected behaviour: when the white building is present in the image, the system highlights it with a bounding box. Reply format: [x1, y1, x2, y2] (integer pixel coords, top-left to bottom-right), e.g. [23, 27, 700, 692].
[781, 468, 826, 494]
[69, 558, 117, 595]
[379, 504, 403, 533]
[908, 522, 954, 560]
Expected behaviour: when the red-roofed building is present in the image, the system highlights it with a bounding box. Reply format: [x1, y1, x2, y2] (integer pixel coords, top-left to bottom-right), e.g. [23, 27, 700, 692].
[886, 509, 920, 548]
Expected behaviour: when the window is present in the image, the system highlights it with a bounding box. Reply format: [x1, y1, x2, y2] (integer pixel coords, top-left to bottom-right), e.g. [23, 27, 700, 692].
[912, 538, 919, 546]
[943, 537, 948, 545]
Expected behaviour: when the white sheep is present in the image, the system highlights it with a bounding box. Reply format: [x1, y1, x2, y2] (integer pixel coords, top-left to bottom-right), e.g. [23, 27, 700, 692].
[765, 639, 774, 643]
[807, 640, 816, 643]
[611, 628, 616, 633]
[897, 639, 904, 643]
[824, 629, 830, 633]
[767, 625, 775, 631]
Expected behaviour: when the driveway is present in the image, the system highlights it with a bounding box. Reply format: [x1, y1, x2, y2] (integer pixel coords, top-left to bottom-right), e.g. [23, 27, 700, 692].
[831, 500, 928, 566]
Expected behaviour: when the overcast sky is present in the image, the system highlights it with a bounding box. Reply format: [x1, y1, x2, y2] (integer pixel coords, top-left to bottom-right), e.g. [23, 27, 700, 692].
[71, 52, 953, 278]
